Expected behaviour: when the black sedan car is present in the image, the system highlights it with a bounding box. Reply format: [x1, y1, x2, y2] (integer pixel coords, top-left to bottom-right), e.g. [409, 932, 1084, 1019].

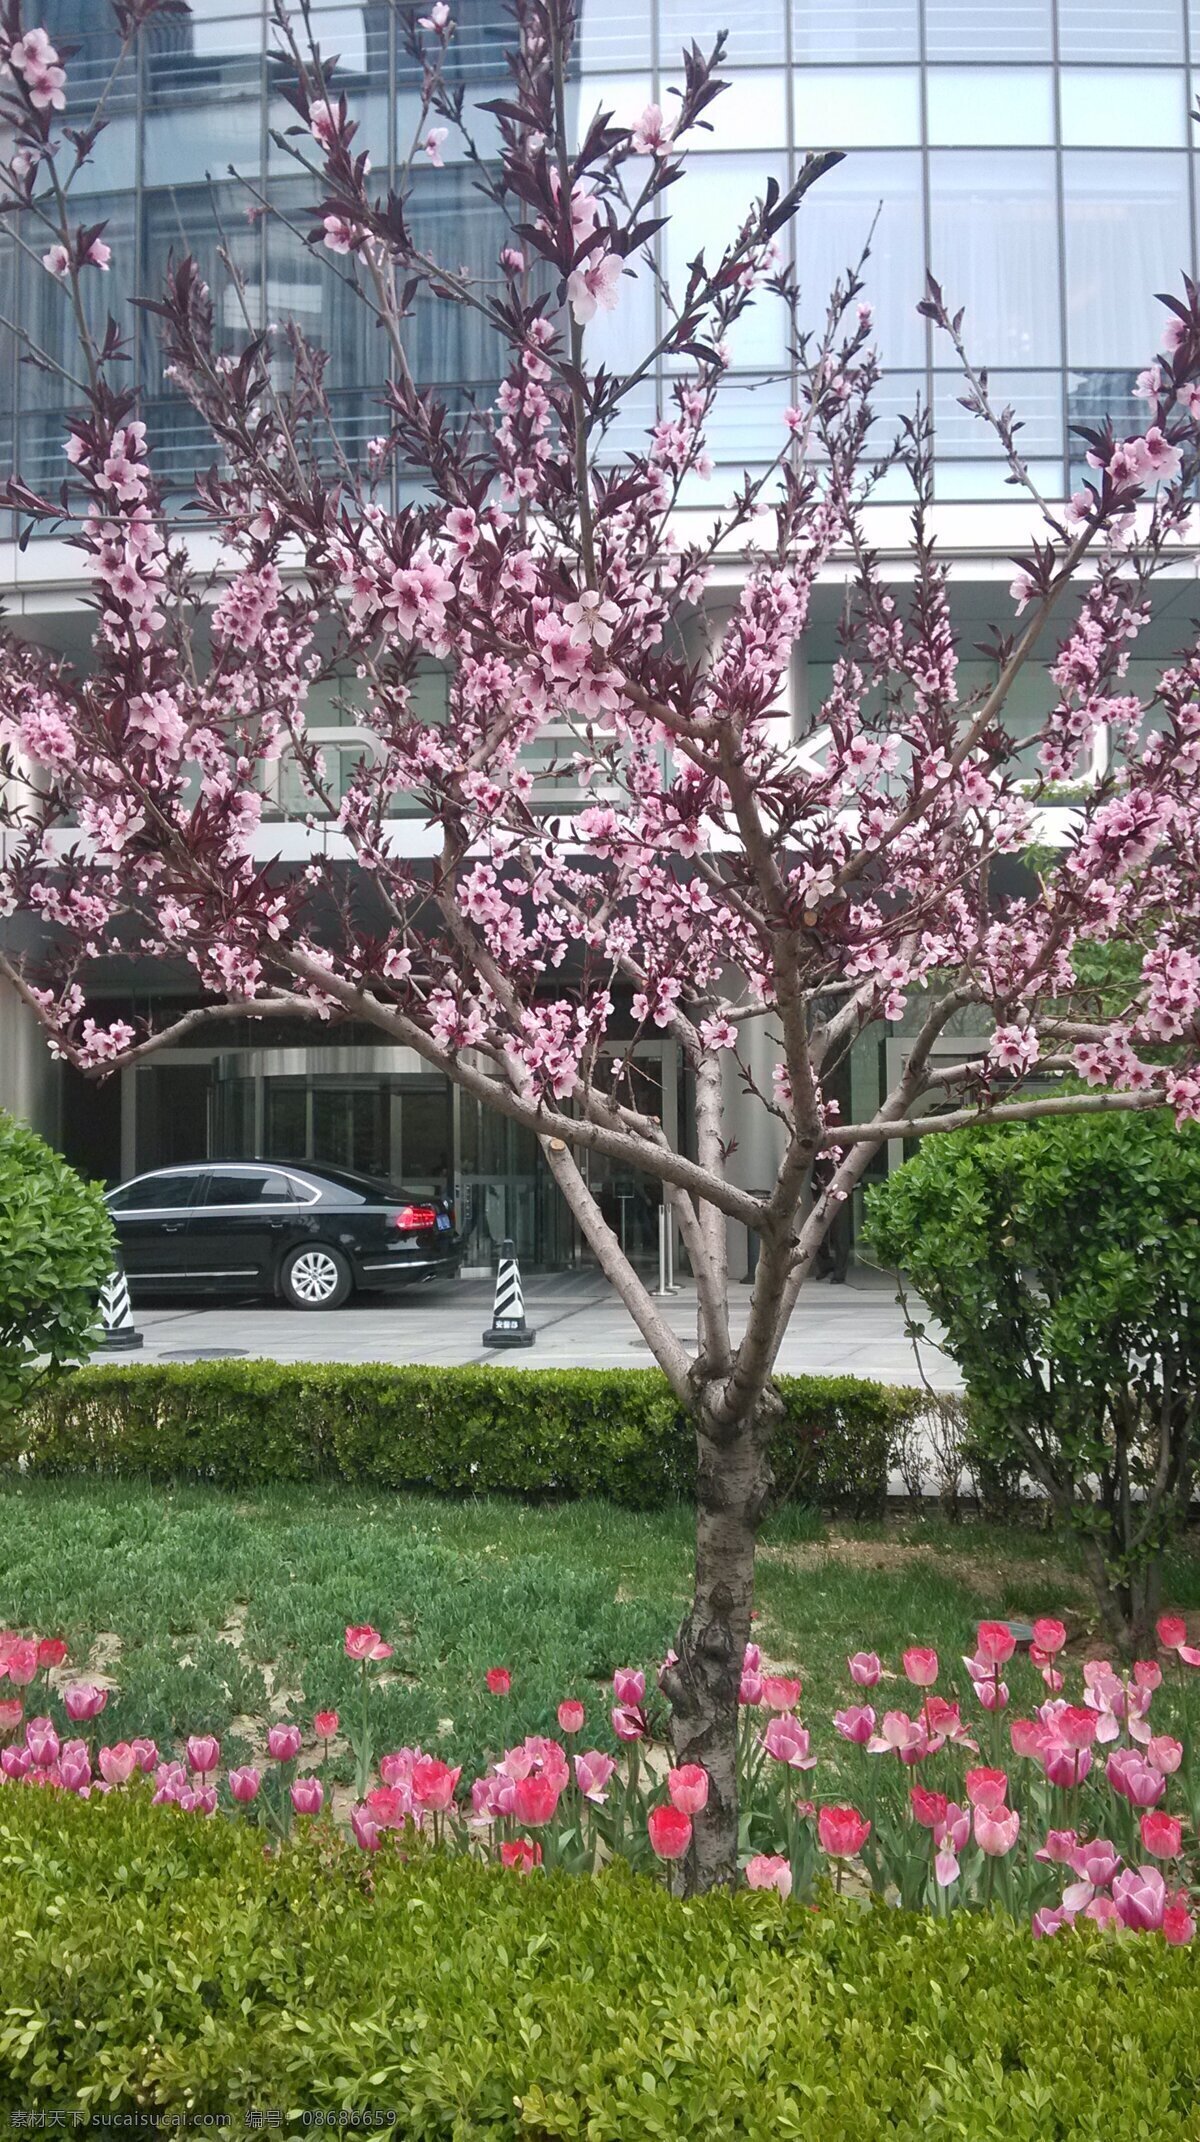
[105, 1161, 461, 1309]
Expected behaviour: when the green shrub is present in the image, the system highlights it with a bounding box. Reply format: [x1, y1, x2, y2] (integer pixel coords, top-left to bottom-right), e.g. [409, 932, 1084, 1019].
[0, 1108, 112, 1423]
[865, 1106, 1200, 1653]
[0, 1787, 1196, 2134]
[10, 1360, 915, 1513]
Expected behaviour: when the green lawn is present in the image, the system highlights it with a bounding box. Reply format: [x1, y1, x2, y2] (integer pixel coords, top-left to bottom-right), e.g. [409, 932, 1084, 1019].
[4, 1477, 1199, 1778]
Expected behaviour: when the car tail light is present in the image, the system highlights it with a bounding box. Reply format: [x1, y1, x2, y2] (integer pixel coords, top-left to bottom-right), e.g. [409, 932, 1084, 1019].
[391, 1204, 439, 1231]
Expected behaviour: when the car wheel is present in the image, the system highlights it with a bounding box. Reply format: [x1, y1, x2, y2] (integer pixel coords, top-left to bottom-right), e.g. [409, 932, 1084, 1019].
[279, 1244, 352, 1310]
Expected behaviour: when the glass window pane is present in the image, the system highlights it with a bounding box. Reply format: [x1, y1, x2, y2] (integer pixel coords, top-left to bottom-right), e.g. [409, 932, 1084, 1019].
[659, 0, 784, 67]
[791, 0, 919, 61]
[664, 154, 789, 368]
[794, 68, 920, 147]
[1059, 70, 1186, 148]
[688, 72, 788, 149]
[928, 152, 1060, 365]
[16, 195, 136, 496]
[577, 0, 652, 69]
[800, 151, 926, 368]
[933, 370, 1063, 459]
[202, 1170, 293, 1204]
[118, 1172, 199, 1209]
[926, 68, 1054, 145]
[142, 13, 264, 185]
[1060, 0, 1183, 61]
[924, 0, 1052, 59]
[1064, 152, 1191, 366]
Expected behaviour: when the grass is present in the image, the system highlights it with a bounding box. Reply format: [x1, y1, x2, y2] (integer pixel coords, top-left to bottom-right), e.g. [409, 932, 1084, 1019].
[4, 1475, 1199, 1778]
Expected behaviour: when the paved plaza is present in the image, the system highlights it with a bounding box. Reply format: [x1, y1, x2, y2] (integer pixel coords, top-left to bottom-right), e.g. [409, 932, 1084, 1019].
[118, 1265, 961, 1389]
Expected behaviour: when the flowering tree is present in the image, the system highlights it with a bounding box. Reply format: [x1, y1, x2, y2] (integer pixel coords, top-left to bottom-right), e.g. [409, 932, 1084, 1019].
[1, 0, 1200, 1888]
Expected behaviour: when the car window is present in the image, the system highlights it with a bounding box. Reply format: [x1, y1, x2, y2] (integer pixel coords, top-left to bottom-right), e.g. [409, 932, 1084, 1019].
[201, 1170, 294, 1206]
[108, 1172, 199, 1212]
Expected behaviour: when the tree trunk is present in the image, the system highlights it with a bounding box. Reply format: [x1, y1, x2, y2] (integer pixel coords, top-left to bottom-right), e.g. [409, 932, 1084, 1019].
[662, 1390, 779, 1892]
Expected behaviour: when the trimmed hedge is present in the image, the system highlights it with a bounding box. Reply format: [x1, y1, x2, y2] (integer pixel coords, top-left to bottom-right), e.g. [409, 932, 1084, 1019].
[10, 1362, 917, 1512]
[1, 1788, 1198, 2133]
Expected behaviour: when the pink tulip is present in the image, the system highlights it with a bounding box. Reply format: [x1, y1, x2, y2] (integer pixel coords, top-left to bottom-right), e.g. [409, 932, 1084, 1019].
[760, 1675, 802, 1712]
[378, 1748, 419, 1789]
[647, 1803, 692, 1860]
[229, 1766, 261, 1803]
[611, 1705, 645, 1743]
[131, 1738, 158, 1773]
[485, 1668, 511, 1696]
[847, 1652, 881, 1687]
[1010, 1718, 1050, 1760]
[745, 1853, 792, 1897]
[557, 1700, 585, 1735]
[817, 1804, 870, 1858]
[5, 1642, 38, 1689]
[351, 1805, 381, 1853]
[743, 1643, 761, 1673]
[1083, 1894, 1119, 1928]
[345, 1624, 392, 1662]
[1, 1747, 30, 1780]
[972, 1674, 1009, 1713]
[25, 1721, 59, 1768]
[411, 1756, 460, 1811]
[267, 1724, 302, 1763]
[834, 1704, 875, 1745]
[574, 1750, 616, 1804]
[1178, 1644, 1200, 1667]
[975, 1621, 1016, 1666]
[738, 1670, 763, 1706]
[1163, 1898, 1196, 1945]
[902, 1647, 938, 1688]
[366, 1785, 413, 1827]
[513, 1772, 561, 1826]
[1036, 1829, 1079, 1864]
[314, 1710, 339, 1741]
[1057, 1705, 1099, 1751]
[0, 1698, 23, 1735]
[866, 1710, 930, 1760]
[612, 1668, 645, 1706]
[1031, 1617, 1066, 1656]
[667, 1763, 709, 1814]
[923, 1696, 974, 1747]
[98, 1743, 136, 1787]
[290, 1775, 324, 1816]
[63, 1682, 106, 1723]
[1141, 1810, 1183, 1860]
[965, 1767, 1008, 1811]
[910, 1786, 948, 1830]
[1112, 1864, 1166, 1931]
[1147, 1734, 1183, 1775]
[59, 1748, 91, 1792]
[1156, 1614, 1187, 1651]
[1069, 1837, 1120, 1890]
[973, 1804, 1020, 1856]
[1133, 1659, 1162, 1691]
[761, 1715, 817, 1770]
[1043, 1742, 1092, 1790]
[1107, 1748, 1166, 1808]
[186, 1735, 220, 1778]
[1032, 1906, 1069, 1938]
[36, 1637, 68, 1670]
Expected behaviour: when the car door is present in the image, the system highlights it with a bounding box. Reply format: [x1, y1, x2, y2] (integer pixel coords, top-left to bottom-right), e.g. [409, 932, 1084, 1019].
[106, 1169, 203, 1285]
[184, 1167, 297, 1291]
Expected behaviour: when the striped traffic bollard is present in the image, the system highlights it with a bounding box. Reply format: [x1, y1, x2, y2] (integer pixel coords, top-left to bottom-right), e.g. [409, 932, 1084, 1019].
[98, 1262, 143, 1351]
[482, 1238, 535, 1348]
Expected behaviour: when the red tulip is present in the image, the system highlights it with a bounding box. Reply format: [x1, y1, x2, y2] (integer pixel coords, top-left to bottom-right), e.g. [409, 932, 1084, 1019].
[667, 1763, 709, 1814]
[1163, 1898, 1196, 1945]
[486, 1668, 511, 1696]
[1141, 1810, 1183, 1860]
[1157, 1614, 1187, 1652]
[647, 1803, 692, 1860]
[267, 1724, 302, 1763]
[760, 1675, 802, 1711]
[557, 1699, 585, 1734]
[228, 1766, 261, 1803]
[290, 1776, 323, 1816]
[976, 1622, 1016, 1666]
[313, 1710, 339, 1741]
[902, 1648, 938, 1688]
[411, 1756, 461, 1811]
[1031, 1618, 1066, 1656]
[500, 1837, 543, 1872]
[512, 1772, 561, 1826]
[817, 1804, 871, 1858]
[36, 1638, 68, 1670]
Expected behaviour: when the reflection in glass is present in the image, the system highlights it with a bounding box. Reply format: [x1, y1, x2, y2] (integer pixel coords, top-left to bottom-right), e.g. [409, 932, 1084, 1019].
[1064, 153, 1190, 367]
[798, 152, 926, 369]
[791, 0, 919, 62]
[1059, 0, 1184, 62]
[1059, 70, 1186, 149]
[794, 68, 921, 148]
[923, 0, 1052, 59]
[925, 68, 1054, 146]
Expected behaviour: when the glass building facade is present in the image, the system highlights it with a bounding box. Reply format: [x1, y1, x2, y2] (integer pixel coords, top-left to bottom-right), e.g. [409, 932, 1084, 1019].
[5, 0, 1197, 506]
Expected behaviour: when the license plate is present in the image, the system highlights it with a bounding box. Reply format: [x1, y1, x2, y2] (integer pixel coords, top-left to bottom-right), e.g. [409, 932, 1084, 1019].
[436, 1214, 451, 1231]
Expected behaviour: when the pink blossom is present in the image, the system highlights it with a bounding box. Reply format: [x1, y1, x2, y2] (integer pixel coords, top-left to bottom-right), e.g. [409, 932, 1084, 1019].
[97, 1744, 136, 1787]
[574, 1750, 616, 1803]
[63, 1684, 107, 1724]
[902, 1647, 938, 1688]
[612, 1668, 645, 1705]
[745, 1853, 792, 1896]
[817, 1804, 870, 1858]
[423, 128, 448, 168]
[647, 1803, 692, 1860]
[229, 1766, 261, 1803]
[834, 1704, 875, 1746]
[1112, 1865, 1166, 1932]
[973, 1804, 1020, 1856]
[761, 1716, 817, 1770]
[567, 249, 623, 326]
[847, 1652, 881, 1687]
[631, 104, 672, 156]
[667, 1763, 709, 1813]
[186, 1735, 220, 1778]
[267, 1724, 302, 1763]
